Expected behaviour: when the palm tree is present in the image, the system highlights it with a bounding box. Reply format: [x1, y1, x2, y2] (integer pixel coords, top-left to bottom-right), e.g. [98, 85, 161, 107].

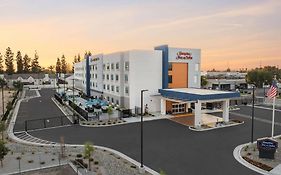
[0, 141, 9, 167]
[84, 142, 94, 171]
[0, 78, 6, 119]
[0, 122, 5, 141]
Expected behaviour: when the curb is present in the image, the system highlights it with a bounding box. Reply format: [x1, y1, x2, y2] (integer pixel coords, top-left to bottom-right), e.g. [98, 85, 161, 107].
[189, 121, 244, 132]
[7, 89, 160, 175]
[233, 135, 281, 175]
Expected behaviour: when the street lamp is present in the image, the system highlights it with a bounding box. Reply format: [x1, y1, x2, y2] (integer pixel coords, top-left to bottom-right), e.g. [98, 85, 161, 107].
[140, 89, 148, 169]
[251, 85, 255, 143]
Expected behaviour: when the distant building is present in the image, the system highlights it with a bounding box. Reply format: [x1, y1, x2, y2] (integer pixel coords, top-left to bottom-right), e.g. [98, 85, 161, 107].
[0, 73, 70, 87]
[204, 71, 247, 90]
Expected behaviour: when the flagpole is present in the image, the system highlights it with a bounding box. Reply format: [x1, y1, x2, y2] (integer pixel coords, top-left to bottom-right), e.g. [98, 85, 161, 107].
[271, 96, 276, 138]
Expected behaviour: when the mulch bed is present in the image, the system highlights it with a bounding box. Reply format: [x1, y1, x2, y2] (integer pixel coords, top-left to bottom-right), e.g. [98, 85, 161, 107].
[242, 156, 273, 171]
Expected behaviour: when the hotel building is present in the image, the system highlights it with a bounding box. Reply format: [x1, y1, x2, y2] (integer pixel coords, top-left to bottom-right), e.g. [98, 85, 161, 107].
[74, 45, 240, 127]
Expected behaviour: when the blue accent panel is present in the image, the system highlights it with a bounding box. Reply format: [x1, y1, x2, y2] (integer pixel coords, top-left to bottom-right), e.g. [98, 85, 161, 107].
[85, 56, 91, 96]
[158, 89, 240, 101]
[155, 45, 169, 89]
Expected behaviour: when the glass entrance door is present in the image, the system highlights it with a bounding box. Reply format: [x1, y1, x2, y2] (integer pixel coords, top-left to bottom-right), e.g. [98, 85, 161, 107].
[172, 103, 186, 114]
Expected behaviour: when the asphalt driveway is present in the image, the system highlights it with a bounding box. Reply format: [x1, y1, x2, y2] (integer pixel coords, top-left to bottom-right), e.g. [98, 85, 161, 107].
[16, 89, 281, 175]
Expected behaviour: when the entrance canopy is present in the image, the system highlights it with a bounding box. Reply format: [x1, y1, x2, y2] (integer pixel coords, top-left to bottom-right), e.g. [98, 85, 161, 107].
[159, 88, 240, 102]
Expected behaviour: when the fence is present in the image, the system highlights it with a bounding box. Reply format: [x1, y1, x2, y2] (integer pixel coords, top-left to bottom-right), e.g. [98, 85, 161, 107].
[69, 100, 89, 120]
[25, 115, 73, 131]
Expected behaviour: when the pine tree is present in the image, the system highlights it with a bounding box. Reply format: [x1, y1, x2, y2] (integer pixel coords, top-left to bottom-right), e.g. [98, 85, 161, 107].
[56, 58, 61, 74]
[16, 51, 23, 73]
[77, 54, 81, 62]
[31, 51, 41, 73]
[0, 53, 4, 74]
[61, 55, 67, 74]
[23, 54, 31, 73]
[72, 55, 78, 73]
[4, 47, 14, 74]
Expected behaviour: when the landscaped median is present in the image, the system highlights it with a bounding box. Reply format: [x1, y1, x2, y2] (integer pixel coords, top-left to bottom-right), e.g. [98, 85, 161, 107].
[234, 136, 281, 175]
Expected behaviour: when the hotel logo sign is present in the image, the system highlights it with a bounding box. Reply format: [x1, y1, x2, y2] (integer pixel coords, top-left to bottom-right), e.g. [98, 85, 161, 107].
[176, 51, 192, 60]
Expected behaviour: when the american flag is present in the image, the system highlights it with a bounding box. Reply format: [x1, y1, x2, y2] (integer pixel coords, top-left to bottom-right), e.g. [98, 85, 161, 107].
[267, 80, 278, 99]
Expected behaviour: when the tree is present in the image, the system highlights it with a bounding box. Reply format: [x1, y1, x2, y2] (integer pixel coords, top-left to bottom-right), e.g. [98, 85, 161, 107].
[31, 51, 41, 73]
[23, 54, 31, 73]
[16, 51, 23, 73]
[0, 53, 4, 73]
[4, 47, 14, 74]
[201, 76, 208, 88]
[84, 142, 94, 171]
[0, 141, 9, 167]
[48, 65, 55, 73]
[61, 55, 67, 74]
[73, 56, 78, 73]
[107, 106, 113, 121]
[77, 54, 81, 62]
[0, 122, 5, 141]
[56, 58, 61, 75]
[246, 66, 280, 88]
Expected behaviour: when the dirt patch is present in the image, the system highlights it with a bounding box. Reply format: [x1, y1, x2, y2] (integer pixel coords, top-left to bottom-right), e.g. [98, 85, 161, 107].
[22, 164, 76, 175]
[242, 156, 273, 171]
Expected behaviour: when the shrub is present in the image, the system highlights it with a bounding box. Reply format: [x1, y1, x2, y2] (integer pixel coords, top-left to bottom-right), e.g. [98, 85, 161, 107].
[40, 161, 45, 165]
[94, 161, 99, 164]
[16, 157, 21, 160]
[28, 160, 34, 163]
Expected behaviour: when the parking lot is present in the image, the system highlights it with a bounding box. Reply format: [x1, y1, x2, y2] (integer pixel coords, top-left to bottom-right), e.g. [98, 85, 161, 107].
[15, 88, 281, 175]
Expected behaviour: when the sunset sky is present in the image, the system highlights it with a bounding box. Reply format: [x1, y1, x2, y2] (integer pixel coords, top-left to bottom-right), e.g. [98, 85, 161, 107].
[0, 0, 280, 71]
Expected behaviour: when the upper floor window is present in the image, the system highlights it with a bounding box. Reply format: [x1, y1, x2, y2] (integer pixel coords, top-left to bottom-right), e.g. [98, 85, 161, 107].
[125, 74, 128, 83]
[116, 63, 119, 70]
[111, 74, 114, 81]
[111, 63, 114, 70]
[125, 86, 129, 95]
[125, 61, 129, 71]
[115, 74, 119, 81]
[168, 63, 172, 71]
[107, 64, 110, 70]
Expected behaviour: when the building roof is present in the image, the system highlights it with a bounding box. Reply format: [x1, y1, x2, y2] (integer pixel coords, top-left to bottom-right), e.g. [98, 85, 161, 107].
[3, 73, 56, 79]
[159, 88, 240, 102]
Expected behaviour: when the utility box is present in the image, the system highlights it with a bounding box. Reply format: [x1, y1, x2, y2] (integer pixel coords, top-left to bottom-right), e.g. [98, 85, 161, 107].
[257, 138, 278, 159]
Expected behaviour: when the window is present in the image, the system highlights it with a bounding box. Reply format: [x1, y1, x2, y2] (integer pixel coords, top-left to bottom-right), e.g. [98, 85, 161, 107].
[168, 75, 173, 83]
[111, 85, 114, 92]
[116, 86, 119, 93]
[107, 97, 110, 101]
[107, 64, 110, 70]
[125, 86, 129, 94]
[116, 99, 119, 105]
[116, 63, 119, 70]
[95, 74, 97, 79]
[106, 74, 109, 80]
[168, 63, 172, 71]
[92, 82, 95, 87]
[125, 61, 129, 71]
[111, 74, 114, 81]
[125, 74, 128, 83]
[111, 98, 114, 103]
[103, 84, 105, 90]
[111, 63, 114, 70]
[103, 74, 105, 80]
[107, 85, 110, 90]
[103, 64, 105, 70]
[115, 74, 119, 81]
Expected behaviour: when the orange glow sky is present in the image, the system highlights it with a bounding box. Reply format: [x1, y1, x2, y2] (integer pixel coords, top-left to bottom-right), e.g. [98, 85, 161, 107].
[0, 0, 280, 71]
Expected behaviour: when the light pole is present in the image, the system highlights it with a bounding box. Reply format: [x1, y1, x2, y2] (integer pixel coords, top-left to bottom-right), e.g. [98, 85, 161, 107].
[251, 85, 255, 143]
[140, 89, 148, 169]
